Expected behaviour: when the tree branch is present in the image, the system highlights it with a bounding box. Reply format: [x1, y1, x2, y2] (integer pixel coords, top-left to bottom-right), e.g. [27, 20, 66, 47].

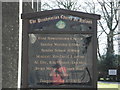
[98, 21, 108, 35]
[98, 31, 104, 38]
[113, 9, 119, 31]
[97, 38, 102, 60]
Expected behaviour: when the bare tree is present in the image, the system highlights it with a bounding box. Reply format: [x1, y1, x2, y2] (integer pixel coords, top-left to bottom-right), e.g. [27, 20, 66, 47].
[98, 0, 119, 63]
[83, 0, 119, 61]
[42, 0, 81, 11]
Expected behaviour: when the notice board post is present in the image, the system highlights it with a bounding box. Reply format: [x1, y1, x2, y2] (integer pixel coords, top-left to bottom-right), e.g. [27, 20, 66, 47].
[21, 9, 100, 89]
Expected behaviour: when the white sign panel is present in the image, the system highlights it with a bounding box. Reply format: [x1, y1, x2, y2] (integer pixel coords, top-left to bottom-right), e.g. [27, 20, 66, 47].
[108, 69, 117, 75]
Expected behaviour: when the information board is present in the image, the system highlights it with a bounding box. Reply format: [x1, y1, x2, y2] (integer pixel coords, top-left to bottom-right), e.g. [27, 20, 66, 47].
[21, 9, 100, 89]
[28, 34, 93, 87]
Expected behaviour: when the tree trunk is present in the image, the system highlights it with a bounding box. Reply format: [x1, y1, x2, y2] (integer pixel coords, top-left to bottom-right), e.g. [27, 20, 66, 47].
[105, 31, 115, 69]
[106, 32, 114, 55]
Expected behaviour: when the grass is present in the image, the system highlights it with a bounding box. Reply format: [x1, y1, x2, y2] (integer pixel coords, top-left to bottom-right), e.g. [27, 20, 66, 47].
[98, 82, 120, 90]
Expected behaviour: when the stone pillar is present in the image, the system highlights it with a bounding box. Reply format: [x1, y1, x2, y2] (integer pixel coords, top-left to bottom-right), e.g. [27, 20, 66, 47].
[2, 2, 19, 88]
[2, 1, 36, 88]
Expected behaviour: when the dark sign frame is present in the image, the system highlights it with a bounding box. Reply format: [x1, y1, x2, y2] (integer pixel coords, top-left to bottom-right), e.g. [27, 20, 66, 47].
[21, 9, 100, 89]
